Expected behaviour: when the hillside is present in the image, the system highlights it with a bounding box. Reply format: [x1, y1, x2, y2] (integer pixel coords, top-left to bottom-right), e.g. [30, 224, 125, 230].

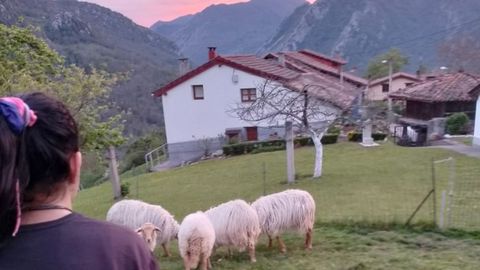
[261, 0, 480, 74]
[151, 0, 305, 64]
[0, 0, 180, 136]
[75, 142, 480, 269]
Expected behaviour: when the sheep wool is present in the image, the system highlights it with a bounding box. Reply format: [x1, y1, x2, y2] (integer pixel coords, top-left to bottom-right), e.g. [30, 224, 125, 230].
[106, 199, 179, 256]
[205, 199, 260, 262]
[252, 189, 315, 252]
[178, 211, 216, 270]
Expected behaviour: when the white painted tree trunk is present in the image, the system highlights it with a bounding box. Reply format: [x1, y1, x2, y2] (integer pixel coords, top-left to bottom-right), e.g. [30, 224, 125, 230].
[108, 146, 121, 200]
[310, 130, 324, 178]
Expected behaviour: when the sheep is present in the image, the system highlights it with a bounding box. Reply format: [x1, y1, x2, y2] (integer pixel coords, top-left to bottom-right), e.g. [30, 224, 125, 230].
[178, 211, 216, 270]
[205, 199, 260, 262]
[106, 199, 179, 256]
[136, 222, 160, 252]
[251, 189, 316, 253]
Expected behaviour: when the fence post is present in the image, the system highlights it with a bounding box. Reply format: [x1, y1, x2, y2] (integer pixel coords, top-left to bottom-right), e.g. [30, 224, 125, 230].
[136, 176, 139, 199]
[285, 121, 295, 184]
[431, 158, 437, 227]
[439, 190, 447, 230]
[447, 158, 456, 227]
[262, 162, 266, 196]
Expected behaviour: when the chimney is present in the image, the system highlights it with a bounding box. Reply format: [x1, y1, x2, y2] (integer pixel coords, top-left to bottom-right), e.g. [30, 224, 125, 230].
[178, 58, 190, 75]
[208, 47, 217, 60]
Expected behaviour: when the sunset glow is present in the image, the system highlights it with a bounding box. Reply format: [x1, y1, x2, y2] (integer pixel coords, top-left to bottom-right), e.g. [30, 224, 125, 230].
[81, 0, 316, 27]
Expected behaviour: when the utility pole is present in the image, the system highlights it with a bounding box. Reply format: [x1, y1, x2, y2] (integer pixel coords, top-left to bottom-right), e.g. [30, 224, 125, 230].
[382, 59, 394, 125]
[387, 60, 393, 120]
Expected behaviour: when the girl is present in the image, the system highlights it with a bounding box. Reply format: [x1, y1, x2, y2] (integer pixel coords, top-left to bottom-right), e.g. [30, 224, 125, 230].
[0, 92, 158, 270]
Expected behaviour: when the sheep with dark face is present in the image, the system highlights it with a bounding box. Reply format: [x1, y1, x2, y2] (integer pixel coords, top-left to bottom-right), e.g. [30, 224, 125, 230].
[106, 199, 179, 256]
[178, 211, 215, 270]
[252, 189, 316, 253]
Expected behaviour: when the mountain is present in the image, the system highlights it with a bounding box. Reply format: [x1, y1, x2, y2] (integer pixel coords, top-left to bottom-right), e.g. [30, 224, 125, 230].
[151, 0, 306, 64]
[261, 0, 480, 74]
[0, 0, 180, 136]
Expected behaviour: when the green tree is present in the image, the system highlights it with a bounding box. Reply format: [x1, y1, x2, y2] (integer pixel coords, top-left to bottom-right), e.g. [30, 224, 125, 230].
[0, 24, 124, 149]
[366, 48, 409, 79]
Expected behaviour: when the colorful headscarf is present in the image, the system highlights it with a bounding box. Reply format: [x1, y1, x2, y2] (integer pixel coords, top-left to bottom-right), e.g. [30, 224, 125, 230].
[0, 97, 37, 237]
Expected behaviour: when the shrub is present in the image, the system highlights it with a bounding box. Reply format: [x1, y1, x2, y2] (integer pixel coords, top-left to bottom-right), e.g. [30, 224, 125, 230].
[122, 131, 165, 171]
[121, 182, 130, 197]
[322, 134, 339, 144]
[251, 145, 285, 154]
[348, 132, 387, 142]
[446, 112, 469, 135]
[222, 135, 339, 156]
[327, 126, 341, 135]
[295, 137, 311, 146]
[348, 132, 362, 142]
[372, 133, 387, 141]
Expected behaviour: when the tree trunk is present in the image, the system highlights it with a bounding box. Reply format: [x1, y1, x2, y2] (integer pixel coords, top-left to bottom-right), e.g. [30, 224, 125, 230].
[108, 146, 121, 200]
[310, 131, 324, 178]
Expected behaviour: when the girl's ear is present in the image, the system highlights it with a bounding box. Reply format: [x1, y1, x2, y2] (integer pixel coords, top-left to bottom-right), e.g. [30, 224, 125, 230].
[69, 151, 82, 185]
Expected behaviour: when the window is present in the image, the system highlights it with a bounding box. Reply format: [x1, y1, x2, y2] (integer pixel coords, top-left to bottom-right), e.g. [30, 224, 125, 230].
[241, 88, 256, 102]
[405, 82, 413, 87]
[192, 85, 204, 100]
[382, 83, 389, 93]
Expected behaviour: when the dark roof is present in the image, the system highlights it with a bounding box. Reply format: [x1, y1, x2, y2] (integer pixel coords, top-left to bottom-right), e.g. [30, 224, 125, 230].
[298, 49, 347, 65]
[265, 51, 367, 86]
[285, 73, 360, 110]
[222, 55, 299, 80]
[153, 55, 299, 96]
[389, 72, 480, 102]
[369, 72, 421, 86]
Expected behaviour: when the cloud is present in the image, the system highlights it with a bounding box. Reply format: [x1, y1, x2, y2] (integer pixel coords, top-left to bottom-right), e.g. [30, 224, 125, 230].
[81, 0, 248, 27]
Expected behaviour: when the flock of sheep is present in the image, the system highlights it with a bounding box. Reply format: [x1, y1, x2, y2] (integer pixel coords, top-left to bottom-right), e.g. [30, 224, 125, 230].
[106, 189, 316, 270]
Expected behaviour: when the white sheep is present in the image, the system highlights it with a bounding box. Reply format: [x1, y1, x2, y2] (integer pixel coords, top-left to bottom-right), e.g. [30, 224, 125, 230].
[106, 199, 179, 256]
[205, 199, 260, 262]
[178, 211, 216, 270]
[251, 189, 316, 253]
[136, 222, 160, 252]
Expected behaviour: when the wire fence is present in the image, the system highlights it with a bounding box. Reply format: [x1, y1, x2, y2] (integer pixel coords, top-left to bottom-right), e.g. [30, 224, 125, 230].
[120, 150, 479, 231]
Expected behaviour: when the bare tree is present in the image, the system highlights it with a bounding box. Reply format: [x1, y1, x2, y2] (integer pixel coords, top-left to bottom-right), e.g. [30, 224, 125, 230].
[230, 79, 344, 178]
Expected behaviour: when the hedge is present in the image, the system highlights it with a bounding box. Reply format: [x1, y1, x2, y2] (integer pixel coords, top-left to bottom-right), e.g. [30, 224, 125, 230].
[347, 132, 387, 142]
[222, 134, 339, 156]
[446, 112, 469, 135]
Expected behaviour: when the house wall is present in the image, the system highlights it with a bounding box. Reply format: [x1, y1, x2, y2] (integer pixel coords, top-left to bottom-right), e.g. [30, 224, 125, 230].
[162, 65, 270, 145]
[367, 77, 418, 101]
[160, 64, 340, 163]
[474, 97, 480, 147]
[405, 101, 446, 120]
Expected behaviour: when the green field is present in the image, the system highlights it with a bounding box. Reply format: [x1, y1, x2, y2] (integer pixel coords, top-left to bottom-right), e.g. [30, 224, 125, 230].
[75, 142, 480, 269]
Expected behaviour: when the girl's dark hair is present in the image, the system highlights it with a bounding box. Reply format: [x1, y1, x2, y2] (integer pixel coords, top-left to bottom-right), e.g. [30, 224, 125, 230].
[0, 92, 79, 245]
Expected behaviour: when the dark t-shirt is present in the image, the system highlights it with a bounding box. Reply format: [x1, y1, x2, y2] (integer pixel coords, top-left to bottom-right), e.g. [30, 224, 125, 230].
[0, 213, 159, 270]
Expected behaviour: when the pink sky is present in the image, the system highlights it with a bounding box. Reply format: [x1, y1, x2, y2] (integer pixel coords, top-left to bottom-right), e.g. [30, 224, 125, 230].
[81, 0, 315, 27]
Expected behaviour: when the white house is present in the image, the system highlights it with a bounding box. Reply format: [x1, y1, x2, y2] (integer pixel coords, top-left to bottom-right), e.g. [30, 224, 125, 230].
[366, 72, 421, 101]
[473, 91, 480, 147]
[152, 48, 361, 163]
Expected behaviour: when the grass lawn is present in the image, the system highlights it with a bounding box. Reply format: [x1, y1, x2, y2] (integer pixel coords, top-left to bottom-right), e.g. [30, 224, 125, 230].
[450, 136, 473, 146]
[75, 141, 480, 269]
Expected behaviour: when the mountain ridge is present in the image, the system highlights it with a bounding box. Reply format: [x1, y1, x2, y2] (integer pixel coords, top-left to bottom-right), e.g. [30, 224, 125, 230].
[0, 0, 180, 136]
[151, 0, 306, 64]
[260, 0, 480, 73]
